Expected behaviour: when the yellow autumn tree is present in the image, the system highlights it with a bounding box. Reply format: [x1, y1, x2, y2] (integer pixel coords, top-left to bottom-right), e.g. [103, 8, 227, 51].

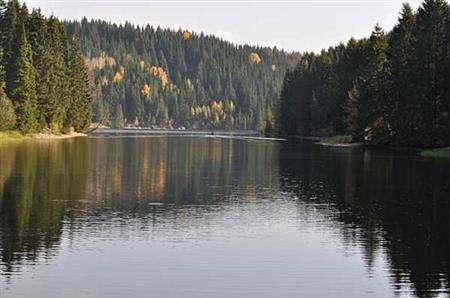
[113, 72, 124, 83]
[141, 84, 152, 99]
[149, 66, 169, 89]
[182, 31, 191, 41]
[249, 52, 262, 64]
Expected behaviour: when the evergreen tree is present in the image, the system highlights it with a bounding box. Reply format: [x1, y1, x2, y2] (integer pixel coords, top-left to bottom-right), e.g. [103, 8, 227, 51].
[67, 33, 93, 132]
[361, 25, 391, 144]
[387, 4, 416, 144]
[277, 2, 449, 147]
[3, 0, 20, 95]
[9, 26, 38, 132]
[412, 0, 449, 146]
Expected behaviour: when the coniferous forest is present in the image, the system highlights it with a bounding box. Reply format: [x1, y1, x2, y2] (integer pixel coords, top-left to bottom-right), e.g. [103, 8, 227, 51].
[63, 20, 300, 130]
[0, 0, 93, 133]
[1, 0, 450, 148]
[279, 1, 450, 148]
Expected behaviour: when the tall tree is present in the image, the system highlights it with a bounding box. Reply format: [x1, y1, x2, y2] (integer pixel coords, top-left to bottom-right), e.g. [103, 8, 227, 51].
[2, 0, 20, 95]
[412, 0, 449, 146]
[9, 26, 38, 132]
[345, 25, 390, 143]
[66, 33, 93, 132]
[387, 3, 416, 145]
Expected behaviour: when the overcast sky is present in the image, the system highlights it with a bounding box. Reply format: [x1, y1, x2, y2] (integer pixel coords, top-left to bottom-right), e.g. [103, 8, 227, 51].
[25, 0, 422, 52]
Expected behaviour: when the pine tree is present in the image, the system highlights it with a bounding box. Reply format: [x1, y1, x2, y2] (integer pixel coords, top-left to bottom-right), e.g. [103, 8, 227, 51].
[34, 17, 70, 131]
[387, 4, 416, 145]
[66, 33, 93, 132]
[412, 0, 449, 146]
[9, 26, 38, 132]
[345, 25, 390, 144]
[3, 0, 20, 95]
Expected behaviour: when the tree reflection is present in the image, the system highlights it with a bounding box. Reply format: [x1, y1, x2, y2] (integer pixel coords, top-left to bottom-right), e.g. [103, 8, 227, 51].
[279, 141, 450, 297]
[0, 137, 280, 273]
[1, 137, 449, 297]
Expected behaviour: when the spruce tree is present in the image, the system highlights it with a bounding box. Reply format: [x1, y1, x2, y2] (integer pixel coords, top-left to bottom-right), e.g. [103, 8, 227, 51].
[412, 0, 449, 146]
[345, 25, 390, 144]
[34, 17, 69, 131]
[3, 0, 20, 95]
[67, 33, 93, 132]
[387, 4, 416, 145]
[9, 26, 38, 132]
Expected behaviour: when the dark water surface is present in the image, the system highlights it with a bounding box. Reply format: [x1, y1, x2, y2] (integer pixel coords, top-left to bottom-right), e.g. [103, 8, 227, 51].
[0, 135, 449, 298]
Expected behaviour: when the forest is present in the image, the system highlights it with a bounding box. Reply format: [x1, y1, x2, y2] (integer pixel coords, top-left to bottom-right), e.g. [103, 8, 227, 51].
[279, 0, 450, 148]
[64, 20, 300, 130]
[0, 0, 92, 133]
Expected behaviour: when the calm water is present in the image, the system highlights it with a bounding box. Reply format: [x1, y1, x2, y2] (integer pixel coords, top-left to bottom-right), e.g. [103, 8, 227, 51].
[0, 134, 449, 298]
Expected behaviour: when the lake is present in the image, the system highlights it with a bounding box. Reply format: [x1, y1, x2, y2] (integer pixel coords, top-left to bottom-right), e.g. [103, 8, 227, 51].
[0, 133, 449, 298]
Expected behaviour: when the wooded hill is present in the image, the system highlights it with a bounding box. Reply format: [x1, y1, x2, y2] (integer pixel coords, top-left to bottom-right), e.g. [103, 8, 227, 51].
[279, 0, 450, 148]
[65, 19, 301, 130]
[0, 0, 92, 133]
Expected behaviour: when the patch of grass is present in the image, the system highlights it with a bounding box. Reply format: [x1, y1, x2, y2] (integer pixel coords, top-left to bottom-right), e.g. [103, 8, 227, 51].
[0, 130, 34, 145]
[325, 135, 353, 144]
[420, 148, 450, 158]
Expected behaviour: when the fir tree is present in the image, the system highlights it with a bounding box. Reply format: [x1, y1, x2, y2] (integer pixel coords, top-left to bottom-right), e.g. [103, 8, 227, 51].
[9, 26, 38, 132]
[67, 33, 93, 132]
[412, 0, 449, 146]
[387, 3, 416, 145]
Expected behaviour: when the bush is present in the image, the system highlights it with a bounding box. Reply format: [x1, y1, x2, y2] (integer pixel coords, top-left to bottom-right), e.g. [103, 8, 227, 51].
[0, 92, 17, 131]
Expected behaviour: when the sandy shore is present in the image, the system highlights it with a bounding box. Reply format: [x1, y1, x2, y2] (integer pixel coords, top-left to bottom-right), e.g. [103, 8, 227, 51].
[34, 131, 87, 139]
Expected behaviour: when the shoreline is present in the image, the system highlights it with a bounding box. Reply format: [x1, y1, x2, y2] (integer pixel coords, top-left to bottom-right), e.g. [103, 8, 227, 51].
[0, 131, 87, 145]
[420, 147, 450, 158]
[293, 135, 450, 157]
[317, 141, 363, 148]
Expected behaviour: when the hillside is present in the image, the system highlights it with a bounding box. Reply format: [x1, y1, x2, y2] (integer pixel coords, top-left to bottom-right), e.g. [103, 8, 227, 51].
[65, 19, 301, 130]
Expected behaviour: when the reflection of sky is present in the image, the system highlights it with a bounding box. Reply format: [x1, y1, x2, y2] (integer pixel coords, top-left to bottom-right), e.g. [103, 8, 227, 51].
[1, 197, 395, 298]
[26, 0, 422, 52]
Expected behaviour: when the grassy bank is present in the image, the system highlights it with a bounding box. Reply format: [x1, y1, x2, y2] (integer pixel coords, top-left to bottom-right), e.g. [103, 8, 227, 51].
[0, 131, 35, 145]
[0, 130, 86, 146]
[420, 148, 450, 158]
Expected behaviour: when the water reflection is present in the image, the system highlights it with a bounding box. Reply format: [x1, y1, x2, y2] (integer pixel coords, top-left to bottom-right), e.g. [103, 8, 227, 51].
[0, 136, 449, 297]
[279, 141, 450, 297]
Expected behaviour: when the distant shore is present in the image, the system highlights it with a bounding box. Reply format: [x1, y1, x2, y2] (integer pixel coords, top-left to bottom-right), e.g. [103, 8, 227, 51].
[90, 128, 260, 136]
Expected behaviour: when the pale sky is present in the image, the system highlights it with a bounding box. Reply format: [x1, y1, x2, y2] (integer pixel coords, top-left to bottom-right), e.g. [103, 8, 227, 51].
[25, 0, 422, 52]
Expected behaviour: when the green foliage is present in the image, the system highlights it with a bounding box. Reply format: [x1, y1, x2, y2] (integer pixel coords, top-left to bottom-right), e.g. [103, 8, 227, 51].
[420, 148, 450, 158]
[66, 33, 93, 132]
[65, 19, 300, 129]
[9, 26, 38, 132]
[279, 0, 450, 148]
[0, 90, 16, 130]
[0, 1, 92, 133]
